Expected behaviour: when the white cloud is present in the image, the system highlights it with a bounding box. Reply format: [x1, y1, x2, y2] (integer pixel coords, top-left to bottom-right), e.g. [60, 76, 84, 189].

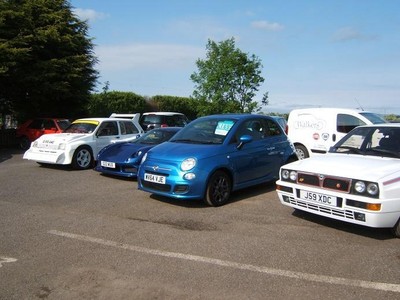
[95, 43, 204, 71]
[251, 20, 284, 31]
[332, 27, 378, 42]
[73, 8, 107, 22]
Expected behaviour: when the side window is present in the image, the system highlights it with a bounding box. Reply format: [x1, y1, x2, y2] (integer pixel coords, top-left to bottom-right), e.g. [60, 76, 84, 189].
[98, 121, 119, 136]
[234, 119, 264, 142]
[43, 119, 55, 130]
[121, 121, 139, 135]
[337, 114, 366, 133]
[28, 119, 44, 129]
[262, 119, 283, 136]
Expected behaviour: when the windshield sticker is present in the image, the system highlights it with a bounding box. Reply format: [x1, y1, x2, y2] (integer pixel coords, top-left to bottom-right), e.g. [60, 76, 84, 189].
[215, 120, 234, 136]
[72, 120, 100, 126]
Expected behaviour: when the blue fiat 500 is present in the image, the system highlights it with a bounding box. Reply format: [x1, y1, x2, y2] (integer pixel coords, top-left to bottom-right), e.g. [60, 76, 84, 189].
[138, 114, 298, 206]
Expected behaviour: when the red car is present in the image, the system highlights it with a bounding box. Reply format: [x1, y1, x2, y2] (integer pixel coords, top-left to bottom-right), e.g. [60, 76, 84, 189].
[16, 118, 71, 150]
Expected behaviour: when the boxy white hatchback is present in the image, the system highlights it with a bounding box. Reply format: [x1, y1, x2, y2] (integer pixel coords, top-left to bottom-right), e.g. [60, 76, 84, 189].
[23, 114, 144, 169]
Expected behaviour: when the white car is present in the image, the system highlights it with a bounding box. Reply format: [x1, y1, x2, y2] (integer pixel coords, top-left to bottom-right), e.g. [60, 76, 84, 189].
[23, 114, 144, 170]
[276, 123, 400, 238]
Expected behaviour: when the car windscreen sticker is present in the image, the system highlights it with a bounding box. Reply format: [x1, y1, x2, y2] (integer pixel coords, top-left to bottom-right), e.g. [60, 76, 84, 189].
[72, 120, 100, 126]
[215, 120, 235, 136]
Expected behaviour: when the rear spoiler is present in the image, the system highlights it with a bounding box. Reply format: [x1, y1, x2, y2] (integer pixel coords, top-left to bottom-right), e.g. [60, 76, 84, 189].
[109, 113, 139, 120]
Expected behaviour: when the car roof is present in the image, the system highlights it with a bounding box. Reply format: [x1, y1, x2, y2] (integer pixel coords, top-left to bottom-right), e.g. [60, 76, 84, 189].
[289, 107, 376, 114]
[358, 123, 400, 128]
[142, 112, 185, 116]
[148, 126, 182, 131]
[74, 117, 135, 122]
[197, 113, 274, 120]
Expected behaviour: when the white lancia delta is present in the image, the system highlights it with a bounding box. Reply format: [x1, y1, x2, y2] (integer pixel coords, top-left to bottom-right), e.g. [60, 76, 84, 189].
[276, 124, 400, 238]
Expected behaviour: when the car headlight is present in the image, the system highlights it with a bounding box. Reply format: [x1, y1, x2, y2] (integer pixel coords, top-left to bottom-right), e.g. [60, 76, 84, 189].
[181, 158, 196, 171]
[366, 183, 379, 196]
[281, 169, 297, 182]
[32, 141, 38, 148]
[281, 169, 290, 180]
[354, 181, 366, 193]
[353, 181, 379, 197]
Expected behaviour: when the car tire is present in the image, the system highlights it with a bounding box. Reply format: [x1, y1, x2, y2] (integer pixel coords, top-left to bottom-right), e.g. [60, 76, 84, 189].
[19, 136, 31, 150]
[391, 218, 400, 238]
[204, 170, 231, 207]
[295, 144, 309, 159]
[71, 146, 93, 170]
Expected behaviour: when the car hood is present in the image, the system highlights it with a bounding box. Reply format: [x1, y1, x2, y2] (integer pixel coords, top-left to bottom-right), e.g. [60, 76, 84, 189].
[34, 132, 92, 144]
[99, 142, 152, 160]
[286, 154, 400, 181]
[148, 141, 222, 160]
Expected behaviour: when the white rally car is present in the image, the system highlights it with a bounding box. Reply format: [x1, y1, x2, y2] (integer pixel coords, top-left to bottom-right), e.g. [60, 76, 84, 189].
[23, 114, 144, 170]
[276, 123, 400, 238]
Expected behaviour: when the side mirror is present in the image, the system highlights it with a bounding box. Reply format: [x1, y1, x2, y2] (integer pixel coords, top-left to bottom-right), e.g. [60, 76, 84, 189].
[237, 134, 252, 149]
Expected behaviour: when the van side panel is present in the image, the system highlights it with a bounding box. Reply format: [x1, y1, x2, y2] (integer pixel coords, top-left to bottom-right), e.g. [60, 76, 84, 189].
[287, 108, 380, 158]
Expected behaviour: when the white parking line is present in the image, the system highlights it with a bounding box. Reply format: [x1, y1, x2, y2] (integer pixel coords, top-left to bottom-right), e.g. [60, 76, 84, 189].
[0, 257, 17, 267]
[48, 230, 400, 293]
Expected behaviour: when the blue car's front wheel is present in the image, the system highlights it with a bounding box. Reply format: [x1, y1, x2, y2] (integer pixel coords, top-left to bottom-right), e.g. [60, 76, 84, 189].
[204, 170, 231, 207]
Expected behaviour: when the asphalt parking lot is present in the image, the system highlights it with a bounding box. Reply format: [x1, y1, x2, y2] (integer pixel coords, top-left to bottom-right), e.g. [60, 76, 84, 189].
[0, 147, 399, 299]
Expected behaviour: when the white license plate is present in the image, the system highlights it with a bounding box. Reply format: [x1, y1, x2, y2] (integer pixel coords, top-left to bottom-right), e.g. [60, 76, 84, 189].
[144, 173, 166, 184]
[299, 190, 337, 207]
[101, 161, 115, 168]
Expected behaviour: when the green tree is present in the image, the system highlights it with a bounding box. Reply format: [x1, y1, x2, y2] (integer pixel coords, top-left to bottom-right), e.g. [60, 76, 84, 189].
[0, 0, 98, 121]
[87, 90, 147, 117]
[190, 38, 268, 116]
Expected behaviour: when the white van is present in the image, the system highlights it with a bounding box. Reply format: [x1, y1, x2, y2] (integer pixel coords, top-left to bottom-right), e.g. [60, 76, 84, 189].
[287, 108, 386, 159]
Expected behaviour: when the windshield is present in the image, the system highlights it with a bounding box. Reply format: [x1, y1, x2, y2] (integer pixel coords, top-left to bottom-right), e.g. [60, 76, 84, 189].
[64, 121, 99, 134]
[360, 112, 387, 124]
[134, 129, 178, 145]
[171, 118, 237, 144]
[330, 126, 400, 158]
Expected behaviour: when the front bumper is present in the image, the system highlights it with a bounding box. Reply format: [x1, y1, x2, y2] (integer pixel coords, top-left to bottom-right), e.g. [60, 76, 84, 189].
[23, 148, 71, 165]
[276, 180, 400, 228]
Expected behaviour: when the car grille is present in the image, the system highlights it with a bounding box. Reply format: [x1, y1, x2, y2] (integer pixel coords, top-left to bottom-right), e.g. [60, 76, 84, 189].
[288, 197, 355, 220]
[297, 172, 351, 193]
[142, 181, 171, 192]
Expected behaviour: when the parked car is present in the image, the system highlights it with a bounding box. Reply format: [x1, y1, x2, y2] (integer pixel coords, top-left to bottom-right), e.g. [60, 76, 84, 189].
[16, 118, 71, 150]
[140, 112, 189, 131]
[271, 116, 288, 134]
[23, 114, 144, 170]
[287, 108, 386, 159]
[276, 123, 400, 238]
[94, 127, 181, 178]
[138, 114, 298, 206]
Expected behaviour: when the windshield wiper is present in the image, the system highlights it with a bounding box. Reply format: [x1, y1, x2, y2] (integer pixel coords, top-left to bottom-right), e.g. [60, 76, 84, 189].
[335, 146, 364, 154]
[368, 148, 400, 158]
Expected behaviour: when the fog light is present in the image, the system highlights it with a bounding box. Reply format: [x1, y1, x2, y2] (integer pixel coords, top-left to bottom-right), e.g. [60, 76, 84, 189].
[354, 212, 366, 222]
[183, 173, 196, 180]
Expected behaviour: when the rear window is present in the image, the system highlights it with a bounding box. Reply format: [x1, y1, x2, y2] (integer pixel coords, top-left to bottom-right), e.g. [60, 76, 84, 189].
[142, 115, 162, 124]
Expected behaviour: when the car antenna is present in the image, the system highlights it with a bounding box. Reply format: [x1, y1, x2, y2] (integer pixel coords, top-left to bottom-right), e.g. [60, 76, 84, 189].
[355, 98, 364, 111]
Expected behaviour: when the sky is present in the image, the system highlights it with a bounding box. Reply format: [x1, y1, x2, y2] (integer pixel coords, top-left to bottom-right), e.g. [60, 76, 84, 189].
[69, 0, 400, 115]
